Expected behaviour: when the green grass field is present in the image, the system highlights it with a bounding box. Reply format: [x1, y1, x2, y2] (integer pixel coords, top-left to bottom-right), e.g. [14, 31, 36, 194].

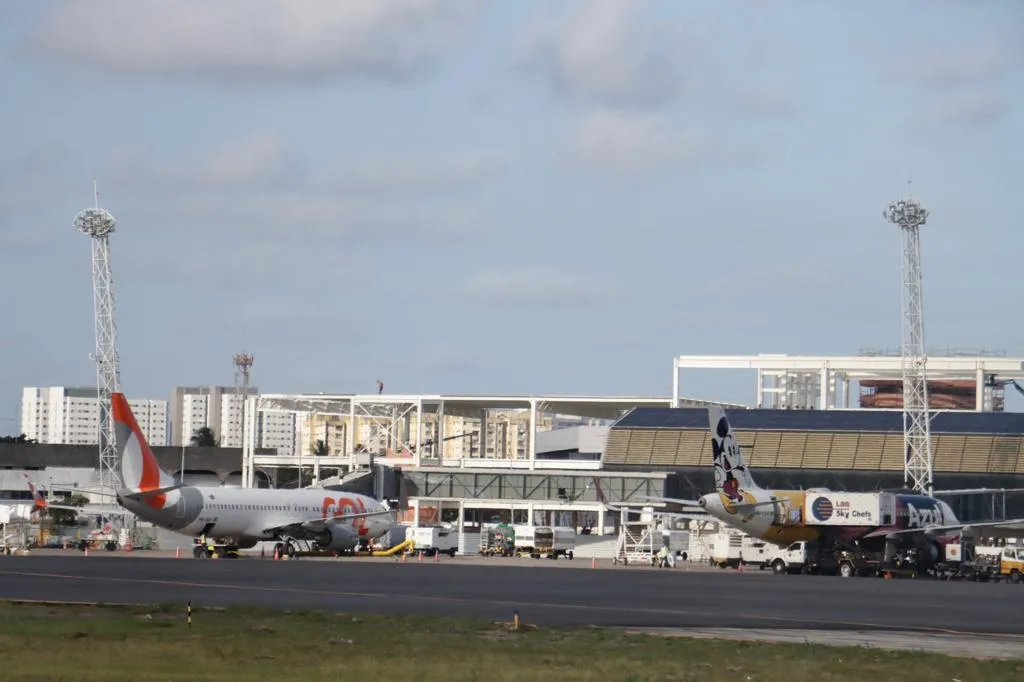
[0, 601, 1019, 681]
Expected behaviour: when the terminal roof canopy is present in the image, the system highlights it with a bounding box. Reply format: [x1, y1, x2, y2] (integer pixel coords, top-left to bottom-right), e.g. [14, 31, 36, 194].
[256, 394, 704, 420]
[615, 407, 1024, 435]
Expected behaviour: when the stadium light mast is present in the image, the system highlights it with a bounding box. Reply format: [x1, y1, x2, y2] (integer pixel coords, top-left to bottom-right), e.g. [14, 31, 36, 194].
[234, 351, 254, 445]
[74, 181, 122, 508]
[883, 186, 933, 496]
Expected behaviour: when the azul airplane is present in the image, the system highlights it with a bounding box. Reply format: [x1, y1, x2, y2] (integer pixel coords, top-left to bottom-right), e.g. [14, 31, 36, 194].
[109, 392, 395, 557]
[649, 404, 1024, 568]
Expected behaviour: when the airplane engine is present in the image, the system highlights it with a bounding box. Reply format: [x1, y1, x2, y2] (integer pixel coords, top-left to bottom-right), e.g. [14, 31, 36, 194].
[312, 527, 357, 552]
[908, 536, 940, 565]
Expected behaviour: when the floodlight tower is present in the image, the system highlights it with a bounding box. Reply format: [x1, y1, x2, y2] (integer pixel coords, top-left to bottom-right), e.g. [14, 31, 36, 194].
[234, 351, 254, 445]
[73, 182, 122, 504]
[883, 191, 933, 496]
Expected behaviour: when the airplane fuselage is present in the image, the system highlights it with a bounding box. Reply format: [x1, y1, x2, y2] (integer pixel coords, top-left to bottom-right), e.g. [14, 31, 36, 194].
[699, 488, 961, 553]
[117, 485, 393, 550]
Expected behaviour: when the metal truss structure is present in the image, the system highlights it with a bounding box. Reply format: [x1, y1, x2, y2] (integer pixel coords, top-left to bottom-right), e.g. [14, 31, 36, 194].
[73, 188, 122, 509]
[241, 393, 733, 487]
[673, 354, 1024, 411]
[885, 195, 933, 494]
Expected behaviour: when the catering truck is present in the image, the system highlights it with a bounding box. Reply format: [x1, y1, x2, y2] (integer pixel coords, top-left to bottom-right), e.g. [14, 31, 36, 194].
[803, 492, 896, 528]
[514, 525, 575, 559]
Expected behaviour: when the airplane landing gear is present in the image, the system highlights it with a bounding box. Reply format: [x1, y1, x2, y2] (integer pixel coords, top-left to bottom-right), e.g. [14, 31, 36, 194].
[274, 540, 297, 558]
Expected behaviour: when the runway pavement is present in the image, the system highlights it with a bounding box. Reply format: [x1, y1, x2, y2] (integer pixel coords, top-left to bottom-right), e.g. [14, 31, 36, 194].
[0, 553, 1021, 641]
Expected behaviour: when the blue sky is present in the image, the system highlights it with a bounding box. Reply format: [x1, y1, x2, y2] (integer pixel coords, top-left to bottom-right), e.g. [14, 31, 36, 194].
[0, 0, 1020, 428]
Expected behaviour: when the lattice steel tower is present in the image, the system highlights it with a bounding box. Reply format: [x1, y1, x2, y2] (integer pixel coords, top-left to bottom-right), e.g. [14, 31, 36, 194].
[234, 352, 254, 445]
[883, 190, 933, 495]
[74, 183, 122, 502]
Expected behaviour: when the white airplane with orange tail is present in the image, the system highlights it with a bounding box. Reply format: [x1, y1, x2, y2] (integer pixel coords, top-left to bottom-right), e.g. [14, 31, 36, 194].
[21, 473, 130, 518]
[107, 392, 396, 558]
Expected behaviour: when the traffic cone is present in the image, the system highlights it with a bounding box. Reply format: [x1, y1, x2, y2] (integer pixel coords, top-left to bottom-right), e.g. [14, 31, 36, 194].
[273, 546, 280, 561]
[83, 546, 88, 557]
[738, 562, 744, 573]
[433, 551, 440, 563]
[175, 546, 180, 559]
[591, 557, 597, 569]
[418, 552, 423, 562]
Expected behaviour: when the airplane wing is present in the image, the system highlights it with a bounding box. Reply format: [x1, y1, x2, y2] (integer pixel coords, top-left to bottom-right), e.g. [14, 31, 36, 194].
[646, 495, 789, 515]
[641, 495, 703, 507]
[120, 484, 183, 501]
[45, 504, 134, 516]
[931, 487, 1024, 495]
[861, 517, 1024, 540]
[260, 508, 395, 536]
[49, 487, 118, 498]
[729, 500, 788, 514]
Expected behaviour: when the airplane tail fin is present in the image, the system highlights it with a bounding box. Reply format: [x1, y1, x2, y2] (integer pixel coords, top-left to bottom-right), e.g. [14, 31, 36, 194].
[708, 405, 758, 500]
[22, 474, 47, 511]
[112, 393, 179, 509]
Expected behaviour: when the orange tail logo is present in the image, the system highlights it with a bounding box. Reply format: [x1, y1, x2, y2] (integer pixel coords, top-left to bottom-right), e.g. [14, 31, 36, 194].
[22, 473, 46, 510]
[112, 392, 169, 509]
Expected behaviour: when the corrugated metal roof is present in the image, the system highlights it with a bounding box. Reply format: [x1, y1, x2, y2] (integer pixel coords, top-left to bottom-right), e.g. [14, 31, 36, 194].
[613, 407, 1024, 435]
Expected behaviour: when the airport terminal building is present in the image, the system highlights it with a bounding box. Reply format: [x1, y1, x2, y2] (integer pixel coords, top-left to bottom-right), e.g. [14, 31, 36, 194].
[5, 354, 1024, 534]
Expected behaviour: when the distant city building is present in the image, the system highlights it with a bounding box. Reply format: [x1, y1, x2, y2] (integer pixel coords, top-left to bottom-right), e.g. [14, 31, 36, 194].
[169, 385, 296, 457]
[169, 386, 247, 447]
[297, 409, 604, 461]
[20, 387, 168, 446]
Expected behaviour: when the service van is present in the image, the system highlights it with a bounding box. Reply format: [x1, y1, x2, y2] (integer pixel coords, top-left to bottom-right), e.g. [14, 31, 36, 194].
[409, 526, 457, 557]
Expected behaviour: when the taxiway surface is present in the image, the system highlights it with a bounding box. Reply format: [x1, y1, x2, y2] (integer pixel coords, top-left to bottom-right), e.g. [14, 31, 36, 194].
[0, 555, 1021, 637]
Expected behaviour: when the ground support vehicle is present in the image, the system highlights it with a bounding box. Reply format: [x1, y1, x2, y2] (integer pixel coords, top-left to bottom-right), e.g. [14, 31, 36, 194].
[409, 526, 457, 558]
[931, 541, 1020, 582]
[514, 525, 575, 560]
[479, 524, 515, 557]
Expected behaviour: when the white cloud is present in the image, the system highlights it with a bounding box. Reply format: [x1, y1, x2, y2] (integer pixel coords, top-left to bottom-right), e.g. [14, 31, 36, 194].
[142, 192, 481, 244]
[329, 153, 507, 195]
[99, 133, 497, 242]
[105, 134, 503, 197]
[521, 0, 686, 108]
[463, 265, 618, 306]
[108, 134, 305, 193]
[933, 90, 1009, 128]
[890, 42, 1007, 90]
[28, 0, 483, 85]
[726, 87, 801, 119]
[566, 110, 711, 173]
[887, 41, 1011, 129]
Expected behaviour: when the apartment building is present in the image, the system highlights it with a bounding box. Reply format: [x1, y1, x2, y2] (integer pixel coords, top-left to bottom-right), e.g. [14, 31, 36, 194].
[20, 387, 168, 446]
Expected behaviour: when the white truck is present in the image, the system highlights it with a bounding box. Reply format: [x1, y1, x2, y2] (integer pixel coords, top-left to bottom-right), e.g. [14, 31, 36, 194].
[409, 526, 457, 557]
[710, 531, 743, 568]
[761, 541, 816, 574]
[514, 525, 575, 560]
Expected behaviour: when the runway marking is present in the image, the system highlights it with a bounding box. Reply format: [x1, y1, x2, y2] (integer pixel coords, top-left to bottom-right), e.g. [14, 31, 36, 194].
[1, 568, 1021, 641]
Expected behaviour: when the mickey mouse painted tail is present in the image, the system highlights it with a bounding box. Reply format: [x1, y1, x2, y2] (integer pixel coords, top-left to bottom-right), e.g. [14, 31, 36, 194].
[708, 405, 759, 496]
